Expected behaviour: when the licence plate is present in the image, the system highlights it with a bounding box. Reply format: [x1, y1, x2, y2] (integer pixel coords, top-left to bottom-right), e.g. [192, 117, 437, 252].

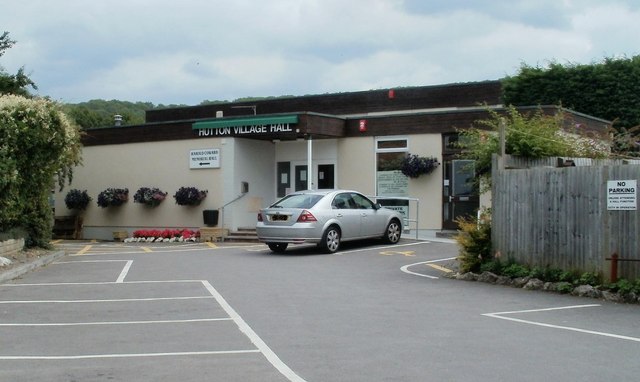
[270, 214, 289, 222]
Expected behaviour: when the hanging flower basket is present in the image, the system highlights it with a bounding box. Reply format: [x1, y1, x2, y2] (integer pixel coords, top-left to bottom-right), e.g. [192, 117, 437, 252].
[97, 188, 129, 208]
[173, 186, 208, 206]
[400, 154, 440, 178]
[64, 189, 92, 210]
[133, 187, 168, 207]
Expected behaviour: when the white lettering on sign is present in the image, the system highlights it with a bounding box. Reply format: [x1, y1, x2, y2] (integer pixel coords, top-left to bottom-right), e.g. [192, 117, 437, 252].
[198, 123, 293, 137]
[607, 180, 637, 210]
[190, 148, 220, 169]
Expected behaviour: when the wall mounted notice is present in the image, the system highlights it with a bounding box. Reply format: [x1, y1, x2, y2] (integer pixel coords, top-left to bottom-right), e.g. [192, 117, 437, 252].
[190, 148, 220, 169]
[607, 180, 637, 210]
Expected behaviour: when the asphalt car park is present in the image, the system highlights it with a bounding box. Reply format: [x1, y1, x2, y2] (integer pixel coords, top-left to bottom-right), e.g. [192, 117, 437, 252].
[1, 239, 639, 381]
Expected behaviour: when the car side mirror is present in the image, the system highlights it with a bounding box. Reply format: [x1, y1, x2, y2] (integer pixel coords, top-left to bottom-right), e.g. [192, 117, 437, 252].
[374, 203, 382, 210]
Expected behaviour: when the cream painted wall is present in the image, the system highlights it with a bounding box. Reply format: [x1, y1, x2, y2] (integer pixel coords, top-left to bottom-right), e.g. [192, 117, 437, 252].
[337, 135, 443, 230]
[275, 139, 338, 191]
[337, 137, 376, 195]
[405, 134, 443, 230]
[56, 133, 447, 239]
[228, 138, 275, 229]
[55, 138, 226, 239]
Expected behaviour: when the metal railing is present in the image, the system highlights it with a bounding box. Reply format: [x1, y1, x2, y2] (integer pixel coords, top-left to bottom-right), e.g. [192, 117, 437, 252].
[371, 196, 420, 240]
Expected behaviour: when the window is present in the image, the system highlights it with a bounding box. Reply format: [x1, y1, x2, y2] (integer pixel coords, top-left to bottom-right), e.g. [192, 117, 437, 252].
[376, 137, 409, 197]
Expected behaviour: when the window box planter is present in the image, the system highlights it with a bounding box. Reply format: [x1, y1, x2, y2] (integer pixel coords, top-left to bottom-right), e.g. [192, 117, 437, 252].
[133, 187, 168, 207]
[97, 188, 129, 208]
[173, 187, 208, 206]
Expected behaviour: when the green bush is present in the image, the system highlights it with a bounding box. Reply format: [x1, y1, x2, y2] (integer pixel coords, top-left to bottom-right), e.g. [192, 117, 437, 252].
[0, 95, 82, 247]
[454, 209, 492, 273]
[502, 263, 530, 278]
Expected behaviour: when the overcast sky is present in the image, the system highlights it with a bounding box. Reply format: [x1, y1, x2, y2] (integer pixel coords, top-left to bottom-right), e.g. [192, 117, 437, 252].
[1, 0, 638, 105]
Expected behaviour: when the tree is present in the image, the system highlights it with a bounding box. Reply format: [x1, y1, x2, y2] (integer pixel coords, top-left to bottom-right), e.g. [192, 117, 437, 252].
[502, 55, 640, 154]
[0, 95, 82, 247]
[457, 106, 610, 188]
[0, 32, 37, 97]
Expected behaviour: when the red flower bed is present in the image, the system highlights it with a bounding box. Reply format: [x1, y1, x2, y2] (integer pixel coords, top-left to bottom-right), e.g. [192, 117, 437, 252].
[132, 229, 200, 239]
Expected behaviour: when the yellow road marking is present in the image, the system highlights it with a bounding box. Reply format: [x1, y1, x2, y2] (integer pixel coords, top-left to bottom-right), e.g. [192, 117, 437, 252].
[75, 245, 92, 256]
[141, 247, 152, 253]
[380, 250, 415, 257]
[427, 263, 453, 273]
[206, 242, 218, 248]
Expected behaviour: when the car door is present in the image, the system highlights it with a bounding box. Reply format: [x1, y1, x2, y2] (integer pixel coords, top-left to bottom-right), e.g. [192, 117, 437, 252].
[331, 193, 362, 239]
[350, 192, 380, 237]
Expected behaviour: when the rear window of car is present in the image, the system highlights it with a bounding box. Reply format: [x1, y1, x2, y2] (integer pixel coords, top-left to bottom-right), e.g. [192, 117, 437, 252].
[271, 194, 323, 209]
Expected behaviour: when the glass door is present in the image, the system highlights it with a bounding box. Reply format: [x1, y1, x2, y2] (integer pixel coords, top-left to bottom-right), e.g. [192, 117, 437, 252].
[443, 159, 479, 229]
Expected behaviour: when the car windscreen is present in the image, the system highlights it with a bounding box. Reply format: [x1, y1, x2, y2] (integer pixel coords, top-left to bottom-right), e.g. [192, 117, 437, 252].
[271, 194, 324, 209]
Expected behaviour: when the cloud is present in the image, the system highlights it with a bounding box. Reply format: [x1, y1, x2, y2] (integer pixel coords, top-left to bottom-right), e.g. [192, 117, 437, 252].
[1, 0, 638, 104]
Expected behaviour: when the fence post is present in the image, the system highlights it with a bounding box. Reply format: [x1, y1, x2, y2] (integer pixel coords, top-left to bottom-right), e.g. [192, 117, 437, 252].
[610, 253, 619, 283]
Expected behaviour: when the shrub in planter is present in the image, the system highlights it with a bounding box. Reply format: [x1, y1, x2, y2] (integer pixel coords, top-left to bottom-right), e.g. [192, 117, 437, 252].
[173, 187, 208, 206]
[64, 189, 92, 210]
[133, 187, 168, 207]
[97, 188, 129, 208]
[400, 154, 440, 178]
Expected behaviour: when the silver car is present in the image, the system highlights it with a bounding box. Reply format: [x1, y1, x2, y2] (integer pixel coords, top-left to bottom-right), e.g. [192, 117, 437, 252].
[256, 190, 403, 253]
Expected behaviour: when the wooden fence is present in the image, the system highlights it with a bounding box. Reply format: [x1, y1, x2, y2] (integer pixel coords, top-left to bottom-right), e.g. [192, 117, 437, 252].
[491, 155, 640, 281]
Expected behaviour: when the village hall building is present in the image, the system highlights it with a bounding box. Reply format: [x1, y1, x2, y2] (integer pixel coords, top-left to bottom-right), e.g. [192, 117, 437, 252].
[54, 80, 610, 240]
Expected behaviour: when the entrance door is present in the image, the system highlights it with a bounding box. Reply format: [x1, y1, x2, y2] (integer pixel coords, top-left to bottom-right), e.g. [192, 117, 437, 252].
[294, 165, 308, 191]
[277, 161, 291, 198]
[317, 164, 335, 189]
[443, 160, 479, 229]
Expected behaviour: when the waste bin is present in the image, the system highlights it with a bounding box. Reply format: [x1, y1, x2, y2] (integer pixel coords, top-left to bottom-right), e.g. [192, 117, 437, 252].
[203, 210, 219, 227]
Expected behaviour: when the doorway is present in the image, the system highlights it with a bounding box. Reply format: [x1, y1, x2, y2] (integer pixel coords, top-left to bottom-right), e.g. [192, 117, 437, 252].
[442, 159, 479, 230]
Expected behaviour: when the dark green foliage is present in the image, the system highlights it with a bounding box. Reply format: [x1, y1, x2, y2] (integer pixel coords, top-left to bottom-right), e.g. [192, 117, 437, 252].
[1, 96, 82, 247]
[578, 272, 602, 286]
[502, 56, 640, 136]
[555, 282, 574, 294]
[133, 187, 167, 207]
[64, 189, 91, 210]
[173, 187, 208, 206]
[0, 32, 37, 97]
[502, 263, 530, 278]
[63, 100, 152, 128]
[96, 188, 129, 208]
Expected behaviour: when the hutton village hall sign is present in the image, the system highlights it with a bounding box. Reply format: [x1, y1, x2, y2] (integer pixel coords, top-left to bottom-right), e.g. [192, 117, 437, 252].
[193, 115, 298, 138]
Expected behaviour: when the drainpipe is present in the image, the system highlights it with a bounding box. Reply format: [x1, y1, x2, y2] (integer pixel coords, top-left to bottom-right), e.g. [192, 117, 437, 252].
[307, 135, 313, 190]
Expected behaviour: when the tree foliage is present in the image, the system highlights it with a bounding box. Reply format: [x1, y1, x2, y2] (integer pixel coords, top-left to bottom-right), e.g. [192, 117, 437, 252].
[0, 95, 82, 247]
[0, 31, 37, 97]
[63, 99, 154, 128]
[502, 56, 640, 133]
[458, 106, 610, 186]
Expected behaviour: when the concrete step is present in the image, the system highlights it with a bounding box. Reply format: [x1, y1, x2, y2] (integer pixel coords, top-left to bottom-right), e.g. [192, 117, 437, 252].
[223, 228, 260, 243]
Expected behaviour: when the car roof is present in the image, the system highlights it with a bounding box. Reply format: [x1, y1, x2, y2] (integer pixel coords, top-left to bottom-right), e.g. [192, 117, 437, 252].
[289, 189, 361, 196]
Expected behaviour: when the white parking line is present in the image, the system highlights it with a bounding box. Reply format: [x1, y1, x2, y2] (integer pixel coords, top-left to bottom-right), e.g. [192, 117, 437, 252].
[0, 350, 261, 360]
[400, 257, 457, 279]
[335, 240, 432, 255]
[0, 279, 306, 381]
[0, 296, 214, 304]
[0, 318, 232, 326]
[201, 280, 306, 382]
[483, 304, 640, 343]
[116, 260, 133, 283]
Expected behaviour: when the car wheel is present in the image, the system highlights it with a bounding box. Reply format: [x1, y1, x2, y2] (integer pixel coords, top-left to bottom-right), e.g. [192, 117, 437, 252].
[320, 226, 341, 253]
[383, 219, 401, 244]
[267, 243, 288, 253]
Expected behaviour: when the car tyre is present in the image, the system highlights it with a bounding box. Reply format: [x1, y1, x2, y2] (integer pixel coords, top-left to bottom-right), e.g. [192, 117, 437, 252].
[319, 226, 340, 253]
[267, 243, 288, 253]
[383, 219, 402, 244]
